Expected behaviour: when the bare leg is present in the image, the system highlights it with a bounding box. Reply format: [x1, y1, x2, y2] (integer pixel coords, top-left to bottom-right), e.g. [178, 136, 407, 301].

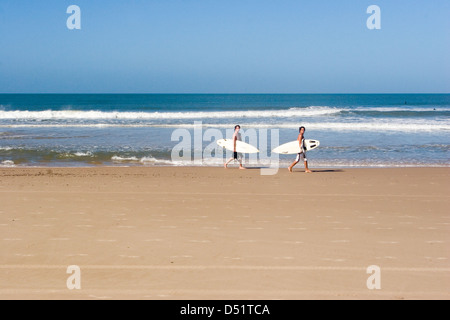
[304, 160, 312, 173]
[288, 161, 299, 172]
[224, 158, 234, 169]
[237, 154, 245, 169]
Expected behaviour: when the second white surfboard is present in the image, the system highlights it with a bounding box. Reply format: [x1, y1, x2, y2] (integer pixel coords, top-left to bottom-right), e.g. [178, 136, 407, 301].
[272, 139, 320, 154]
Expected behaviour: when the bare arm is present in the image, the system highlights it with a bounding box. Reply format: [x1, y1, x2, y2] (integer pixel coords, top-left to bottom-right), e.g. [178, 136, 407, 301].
[298, 133, 303, 148]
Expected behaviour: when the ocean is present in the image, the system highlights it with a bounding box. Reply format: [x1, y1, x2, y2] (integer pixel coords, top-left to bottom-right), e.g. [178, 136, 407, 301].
[0, 94, 449, 168]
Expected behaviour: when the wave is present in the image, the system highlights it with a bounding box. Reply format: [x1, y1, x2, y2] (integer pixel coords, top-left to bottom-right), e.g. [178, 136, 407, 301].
[73, 152, 93, 157]
[165, 121, 450, 132]
[353, 106, 450, 112]
[0, 160, 15, 167]
[295, 121, 450, 132]
[111, 156, 140, 162]
[0, 148, 180, 166]
[346, 107, 450, 119]
[1, 105, 448, 120]
[111, 155, 183, 166]
[0, 107, 342, 120]
[1, 121, 448, 132]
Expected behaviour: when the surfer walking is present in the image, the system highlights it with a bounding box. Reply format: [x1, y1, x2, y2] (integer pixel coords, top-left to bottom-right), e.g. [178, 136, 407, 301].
[288, 126, 312, 173]
[224, 125, 246, 169]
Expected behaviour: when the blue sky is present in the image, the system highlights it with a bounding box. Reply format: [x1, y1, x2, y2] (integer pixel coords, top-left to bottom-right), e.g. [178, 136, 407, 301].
[0, 0, 449, 93]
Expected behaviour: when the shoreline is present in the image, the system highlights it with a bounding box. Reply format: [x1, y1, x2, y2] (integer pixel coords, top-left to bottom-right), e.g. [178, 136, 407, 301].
[1, 163, 450, 169]
[0, 166, 448, 299]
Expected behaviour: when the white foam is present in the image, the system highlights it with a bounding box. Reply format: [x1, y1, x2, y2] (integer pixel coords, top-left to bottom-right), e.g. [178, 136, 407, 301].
[111, 156, 139, 162]
[153, 121, 450, 132]
[1, 120, 448, 132]
[0, 107, 341, 121]
[111, 155, 182, 166]
[296, 121, 450, 132]
[73, 152, 93, 157]
[2, 106, 446, 122]
[0, 160, 15, 167]
[140, 157, 186, 166]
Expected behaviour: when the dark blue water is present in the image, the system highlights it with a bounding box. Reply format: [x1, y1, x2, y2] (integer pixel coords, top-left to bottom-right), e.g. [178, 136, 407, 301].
[1, 93, 449, 109]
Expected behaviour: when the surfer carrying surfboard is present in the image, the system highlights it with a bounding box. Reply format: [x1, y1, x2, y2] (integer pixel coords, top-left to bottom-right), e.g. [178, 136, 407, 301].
[224, 125, 246, 169]
[288, 126, 312, 173]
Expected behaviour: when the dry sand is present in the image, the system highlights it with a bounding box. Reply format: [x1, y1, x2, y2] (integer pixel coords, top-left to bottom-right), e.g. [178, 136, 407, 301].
[0, 166, 449, 300]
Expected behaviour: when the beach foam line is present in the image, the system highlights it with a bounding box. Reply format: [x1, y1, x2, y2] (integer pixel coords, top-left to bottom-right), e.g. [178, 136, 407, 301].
[0, 160, 15, 167]
[111, 156, 140, 162]
[110, 156, 175, 165]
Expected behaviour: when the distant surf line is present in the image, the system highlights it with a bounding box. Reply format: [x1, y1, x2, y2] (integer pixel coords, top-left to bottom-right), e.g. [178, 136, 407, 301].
[1, 122, 448, 132]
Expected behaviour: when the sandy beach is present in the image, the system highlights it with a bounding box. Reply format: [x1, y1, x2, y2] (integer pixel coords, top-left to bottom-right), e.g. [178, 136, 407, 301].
[0, 166, 448, 300]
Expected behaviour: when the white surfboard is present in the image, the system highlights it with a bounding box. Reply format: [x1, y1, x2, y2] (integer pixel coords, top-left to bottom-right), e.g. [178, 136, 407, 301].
[272, 139, 320, 154]
[217, 139, 259, 154]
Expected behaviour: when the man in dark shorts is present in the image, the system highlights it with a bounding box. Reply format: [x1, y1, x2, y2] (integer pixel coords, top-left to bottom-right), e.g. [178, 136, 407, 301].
[224, 125, 245, 169]
[288, 126, 312, 173]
